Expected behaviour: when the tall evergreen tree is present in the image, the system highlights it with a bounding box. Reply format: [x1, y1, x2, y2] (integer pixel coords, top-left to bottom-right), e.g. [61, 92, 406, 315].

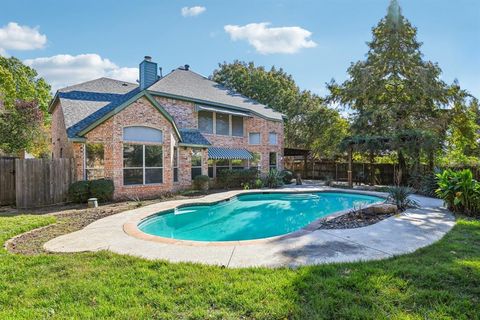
[328, 0, 454, 183]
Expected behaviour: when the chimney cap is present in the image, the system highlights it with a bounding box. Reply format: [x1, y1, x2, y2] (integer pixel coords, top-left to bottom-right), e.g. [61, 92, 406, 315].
[144, 56, 152, 61]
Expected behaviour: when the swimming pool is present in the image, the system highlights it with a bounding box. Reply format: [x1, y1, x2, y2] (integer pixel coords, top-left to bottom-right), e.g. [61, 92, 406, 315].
[138, 192, 383, 242]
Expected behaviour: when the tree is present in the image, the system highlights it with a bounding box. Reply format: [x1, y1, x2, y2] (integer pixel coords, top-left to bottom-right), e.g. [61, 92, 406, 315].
[328, 0, 453, 184]
[0, 56, 51, 117]
[441, 93, 480, 167]
[0, 100, 44, 155]
[212, 61, 347, 157]
[0, 56, 52, 156]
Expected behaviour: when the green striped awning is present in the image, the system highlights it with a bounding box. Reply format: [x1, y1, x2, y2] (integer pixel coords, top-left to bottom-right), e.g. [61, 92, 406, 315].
[208, 147, 253, 160]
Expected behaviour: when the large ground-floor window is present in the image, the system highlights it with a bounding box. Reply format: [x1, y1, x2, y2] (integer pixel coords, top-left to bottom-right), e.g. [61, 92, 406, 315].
[85, 143, 105, 180]
[208, 159, 248, 178]
[191, 148, 203, 180]
[123, 144, 163, 185]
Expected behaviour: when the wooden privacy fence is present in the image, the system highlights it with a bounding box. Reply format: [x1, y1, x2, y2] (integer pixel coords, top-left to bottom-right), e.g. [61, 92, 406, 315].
[0, 158, 75, 208]
[0, 159, 16, 205]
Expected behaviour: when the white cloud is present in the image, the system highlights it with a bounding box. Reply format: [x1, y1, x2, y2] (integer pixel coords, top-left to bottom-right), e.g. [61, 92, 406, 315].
[24, 54, 138, 91]
[224, 22, 317, 54]
[0, 22, 47, 55]
[181, 6, 206, 17]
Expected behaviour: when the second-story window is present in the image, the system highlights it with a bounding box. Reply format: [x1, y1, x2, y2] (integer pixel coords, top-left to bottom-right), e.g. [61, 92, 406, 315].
[269, 132, 278, 145]
[198, 110, 244, 137]
[215, 113, 229, 135]
[198, 111, 213, 134]
[231, 115, 243, 137]
[249, 132, 260, 145]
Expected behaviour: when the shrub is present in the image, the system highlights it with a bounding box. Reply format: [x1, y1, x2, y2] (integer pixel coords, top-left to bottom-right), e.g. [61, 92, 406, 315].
[436, 169, 480, 216]
[386, 186, 418, 211]
[216, 168, 259, 189]
[193, 175, 210, 191]
[281, 170, 294, 184]
[254, 178, 264, 189]
[89, 179, 114, 202]
[263, 169, 284, 188]
[68, 179, 114, 203]
[68, 181, 90, 203]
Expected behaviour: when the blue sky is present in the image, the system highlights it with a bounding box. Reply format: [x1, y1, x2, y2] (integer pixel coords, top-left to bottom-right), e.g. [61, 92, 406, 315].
[1, 0, 478, 98]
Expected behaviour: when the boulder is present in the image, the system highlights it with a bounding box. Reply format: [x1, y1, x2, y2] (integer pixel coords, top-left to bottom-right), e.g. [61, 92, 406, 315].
[364, 203, 398, 215]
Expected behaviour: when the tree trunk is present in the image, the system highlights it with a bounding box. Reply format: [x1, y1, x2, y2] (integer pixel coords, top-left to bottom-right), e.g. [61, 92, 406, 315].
[369, 151, 375, 186]
[397, 150, 406, 186]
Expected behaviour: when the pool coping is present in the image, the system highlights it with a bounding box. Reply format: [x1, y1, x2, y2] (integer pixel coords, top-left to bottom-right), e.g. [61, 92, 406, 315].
[123, 189, 388, 247]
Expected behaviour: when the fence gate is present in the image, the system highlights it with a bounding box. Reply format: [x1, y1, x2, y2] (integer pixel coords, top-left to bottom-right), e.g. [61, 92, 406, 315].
[0, 159, 16, 205]
[15, 158, 76, 208]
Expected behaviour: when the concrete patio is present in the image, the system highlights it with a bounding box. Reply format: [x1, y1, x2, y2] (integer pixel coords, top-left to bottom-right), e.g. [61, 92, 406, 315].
[44, 187, 455, 268]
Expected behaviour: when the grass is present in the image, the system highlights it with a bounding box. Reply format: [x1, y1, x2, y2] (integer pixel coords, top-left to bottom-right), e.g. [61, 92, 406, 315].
[0, 215, 479, 319]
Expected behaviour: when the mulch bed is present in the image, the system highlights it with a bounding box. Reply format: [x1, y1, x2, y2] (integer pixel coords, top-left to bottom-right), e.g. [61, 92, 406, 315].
[317, 210, 395, 229]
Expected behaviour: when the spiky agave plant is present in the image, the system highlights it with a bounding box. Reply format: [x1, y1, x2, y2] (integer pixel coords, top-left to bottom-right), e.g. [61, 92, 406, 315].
[386, 186, 418, 211]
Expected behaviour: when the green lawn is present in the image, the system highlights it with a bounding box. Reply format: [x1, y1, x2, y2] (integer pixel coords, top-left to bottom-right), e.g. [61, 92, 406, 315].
[0, 215, 479, 319]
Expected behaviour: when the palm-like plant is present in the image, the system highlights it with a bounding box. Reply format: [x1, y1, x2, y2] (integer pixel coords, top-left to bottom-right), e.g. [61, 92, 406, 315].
[386, 186, 418, 211]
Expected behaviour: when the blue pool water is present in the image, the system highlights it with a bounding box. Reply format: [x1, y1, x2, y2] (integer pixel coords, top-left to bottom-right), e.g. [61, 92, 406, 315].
[138, 192, 383, 242]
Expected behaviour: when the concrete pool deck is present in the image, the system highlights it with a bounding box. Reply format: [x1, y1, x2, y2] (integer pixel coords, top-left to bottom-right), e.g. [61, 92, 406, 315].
[44, 187, 455, 268]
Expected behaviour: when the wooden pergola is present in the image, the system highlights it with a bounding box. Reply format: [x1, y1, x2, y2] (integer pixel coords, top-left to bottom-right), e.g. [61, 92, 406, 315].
[283, 147, 310, 178]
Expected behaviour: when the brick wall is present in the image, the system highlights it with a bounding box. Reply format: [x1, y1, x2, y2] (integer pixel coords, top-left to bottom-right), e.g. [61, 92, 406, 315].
[51, 101, 74, 159]
[56, 93, 284, 200]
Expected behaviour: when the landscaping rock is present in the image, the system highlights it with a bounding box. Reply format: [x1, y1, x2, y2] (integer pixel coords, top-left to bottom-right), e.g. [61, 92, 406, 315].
[364, 203, 398, 215]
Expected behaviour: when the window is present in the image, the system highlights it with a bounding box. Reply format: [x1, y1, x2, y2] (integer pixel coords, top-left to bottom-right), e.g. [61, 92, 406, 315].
[269, 152, 277, 170]
[208, 159, 214, 178]
[123, 144, 163, 185]
[249, 132, 260, 145]
[214, 159, 229, 176]
[124, 126, 163, 143]
[122, 126, 163, 185]
[85, 143, 104, 180]
[198, 111, 245, 137]
[216, 113, 229, 135]
[269, 132, 278, 145]
[173, 147, 179, 182]
[231, 159, 247, 170]
[198, 111, 213, 134]
[231, 116, 244, 137]
[191, 148, 202, 180]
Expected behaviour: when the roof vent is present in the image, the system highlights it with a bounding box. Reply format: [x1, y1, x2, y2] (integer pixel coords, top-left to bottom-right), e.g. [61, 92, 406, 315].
[184, 64, 190, 71]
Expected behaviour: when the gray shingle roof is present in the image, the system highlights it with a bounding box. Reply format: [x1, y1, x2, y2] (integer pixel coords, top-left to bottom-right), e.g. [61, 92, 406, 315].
[55, 78, 141, 139]
[179, 129, 211, 146]
[147, 69, 284, 121]
[59, 77, 138, 94]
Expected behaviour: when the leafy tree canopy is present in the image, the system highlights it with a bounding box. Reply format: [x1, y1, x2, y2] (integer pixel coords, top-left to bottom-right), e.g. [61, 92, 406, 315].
[0, 56, 51, 117]
[0, 56, 52, 156]
[212, 60, 347, 158]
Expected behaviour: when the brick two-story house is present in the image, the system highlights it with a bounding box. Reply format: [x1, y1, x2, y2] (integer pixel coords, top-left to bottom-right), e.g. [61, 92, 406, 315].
[50, 56, 284, 199]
